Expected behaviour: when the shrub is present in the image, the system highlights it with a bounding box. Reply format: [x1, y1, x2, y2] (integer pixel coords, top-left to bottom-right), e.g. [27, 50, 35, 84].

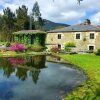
[6, 42, 11, 47]
[65, 47, 71, 52]
[10, 43, 25, 52]
[26, 45, 44, 52]
[94, 49, 100, 56]
[26, 45, 32, 51]
[50, 47, 60, 53]
[32, 45, 44, 52]
[65, 42, 76, 52]
[65, 42, 76, 47]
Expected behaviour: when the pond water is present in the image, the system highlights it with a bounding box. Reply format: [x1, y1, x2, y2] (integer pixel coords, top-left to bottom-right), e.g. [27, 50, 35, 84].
[0, 56, 86, 100]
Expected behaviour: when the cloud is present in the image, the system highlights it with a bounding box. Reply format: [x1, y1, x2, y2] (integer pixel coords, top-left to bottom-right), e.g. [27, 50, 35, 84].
[3, 3, 18, 13]
[35, 0, 100, 24]
[0, 0, 100, 25]
[90, 12, 100, 25]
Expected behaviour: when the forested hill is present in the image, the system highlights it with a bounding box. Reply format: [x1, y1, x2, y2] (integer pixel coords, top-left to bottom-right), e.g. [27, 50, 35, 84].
[43, 19, 70, 31]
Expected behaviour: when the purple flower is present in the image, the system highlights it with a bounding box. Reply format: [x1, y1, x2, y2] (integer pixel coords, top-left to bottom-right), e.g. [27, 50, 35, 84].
[10, 43, 25, 52]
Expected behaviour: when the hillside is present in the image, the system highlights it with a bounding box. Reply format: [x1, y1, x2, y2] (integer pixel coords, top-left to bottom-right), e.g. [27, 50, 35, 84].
[43, 19, 70, 31]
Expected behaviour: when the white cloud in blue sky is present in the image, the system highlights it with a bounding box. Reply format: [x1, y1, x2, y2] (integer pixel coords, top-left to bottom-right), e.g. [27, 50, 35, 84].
[0, 0, 100, 25]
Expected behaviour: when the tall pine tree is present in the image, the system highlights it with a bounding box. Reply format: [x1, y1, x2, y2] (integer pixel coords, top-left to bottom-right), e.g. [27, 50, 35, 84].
[32, 1, 44, 30]
[16, 5, 29, 30]
[2, 7, 15, 41]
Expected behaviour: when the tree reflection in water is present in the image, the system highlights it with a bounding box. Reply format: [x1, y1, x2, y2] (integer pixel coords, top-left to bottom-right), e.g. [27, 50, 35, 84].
[0, 56, 46, 84]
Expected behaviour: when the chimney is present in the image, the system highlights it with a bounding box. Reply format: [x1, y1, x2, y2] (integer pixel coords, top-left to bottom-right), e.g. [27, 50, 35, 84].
[84, 19, 91, 25]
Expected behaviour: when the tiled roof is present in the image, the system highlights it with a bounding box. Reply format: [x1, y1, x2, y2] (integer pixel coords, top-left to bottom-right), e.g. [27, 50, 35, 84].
[48, 25, 100, 33]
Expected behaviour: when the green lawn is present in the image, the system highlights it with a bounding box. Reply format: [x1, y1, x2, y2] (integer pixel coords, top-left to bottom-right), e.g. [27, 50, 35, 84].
[61, 54, 100, 100]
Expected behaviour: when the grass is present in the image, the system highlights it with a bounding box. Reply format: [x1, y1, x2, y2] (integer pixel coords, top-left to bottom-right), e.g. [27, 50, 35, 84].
[61, 54, 100, 100]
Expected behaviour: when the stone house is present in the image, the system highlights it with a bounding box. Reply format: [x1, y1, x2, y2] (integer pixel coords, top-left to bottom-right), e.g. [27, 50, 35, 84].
[46, 21, 100, 52]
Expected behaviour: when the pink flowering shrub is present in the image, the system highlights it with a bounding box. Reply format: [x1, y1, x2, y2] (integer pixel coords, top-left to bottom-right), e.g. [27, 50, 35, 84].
[50, 47, 60, 53]
[10, 43, 25, 52]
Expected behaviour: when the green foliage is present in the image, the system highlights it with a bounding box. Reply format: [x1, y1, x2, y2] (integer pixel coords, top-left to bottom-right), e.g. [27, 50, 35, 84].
[13, 33, 46, 46]
[65, 47, 71, 52]
[16, 5, 29, 30]
[64, 42, 76, 52]
[6, 42, 11, 47]
[94, 49, 100, 56]
[1, 7, 16, 42]
[65, 42, 76, 47]
[0, 15, 4, 31]
[0, 1, 44, 42]
[32, 1, 44, 30]
[32, 1, 41, 19]
[65, 79, 99, 100]
[26, 45, 44, 52]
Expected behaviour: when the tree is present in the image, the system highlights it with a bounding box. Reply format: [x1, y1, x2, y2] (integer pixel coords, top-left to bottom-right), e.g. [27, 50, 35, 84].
[16, 5, 29, 30]
[77, 0, 83, 5]
[2, 7, 15, 41]
[0, 14, 3, 31]
[0, 14, 4, 41]
[32, 1, 44, 30]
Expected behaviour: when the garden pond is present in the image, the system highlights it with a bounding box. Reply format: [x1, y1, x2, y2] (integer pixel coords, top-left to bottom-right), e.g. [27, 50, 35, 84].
[0, 55, 86, 100]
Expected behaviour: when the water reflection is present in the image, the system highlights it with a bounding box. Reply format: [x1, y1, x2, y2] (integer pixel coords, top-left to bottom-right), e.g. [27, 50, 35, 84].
[0, 56, 46, 84]
[0, 56, 86, 100]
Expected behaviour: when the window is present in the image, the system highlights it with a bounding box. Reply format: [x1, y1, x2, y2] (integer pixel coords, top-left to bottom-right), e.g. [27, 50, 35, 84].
[58, 44, 61, 49]
[58, 34, 61, 39]
[89, 46, 94, 51]
[76, 33, 80, 39]
[90, 33, 94, 39]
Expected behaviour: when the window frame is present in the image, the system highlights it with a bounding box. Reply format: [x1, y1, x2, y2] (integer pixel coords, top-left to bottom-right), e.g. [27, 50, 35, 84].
[58, 34, 61, 39]
[90, 33, 95, 39]
[89, 46, 94, 50]
[88, 45, 95, 51]
[76, 33, 81, 39]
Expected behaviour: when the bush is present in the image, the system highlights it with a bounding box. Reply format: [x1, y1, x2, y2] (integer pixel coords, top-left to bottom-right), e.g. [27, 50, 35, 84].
[65, 42, 76, 47]
[50, 47, 60, 53]
[26, 45, 32, 51]
[32, 45, 44, 52]
[26, 45, 44, 52]
[10, 43, 25, 52]
[6, 42, 11, 47]
[94, 49, 100, 56]
[65, 47, 71, 52]
[65, 42, 76, 52]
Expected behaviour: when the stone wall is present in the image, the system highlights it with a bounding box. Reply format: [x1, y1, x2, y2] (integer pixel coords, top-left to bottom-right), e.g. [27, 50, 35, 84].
[46, 32, 100, 51]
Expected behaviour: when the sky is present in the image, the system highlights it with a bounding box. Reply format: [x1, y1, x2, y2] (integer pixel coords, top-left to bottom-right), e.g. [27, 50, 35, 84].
[0, 0, 100, 25]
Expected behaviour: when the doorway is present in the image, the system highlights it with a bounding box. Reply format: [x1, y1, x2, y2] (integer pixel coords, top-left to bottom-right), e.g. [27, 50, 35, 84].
[58, 44, 61, 49]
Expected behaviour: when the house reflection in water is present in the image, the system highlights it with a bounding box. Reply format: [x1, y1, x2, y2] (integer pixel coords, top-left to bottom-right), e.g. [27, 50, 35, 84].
[0, 56, 46, 84]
